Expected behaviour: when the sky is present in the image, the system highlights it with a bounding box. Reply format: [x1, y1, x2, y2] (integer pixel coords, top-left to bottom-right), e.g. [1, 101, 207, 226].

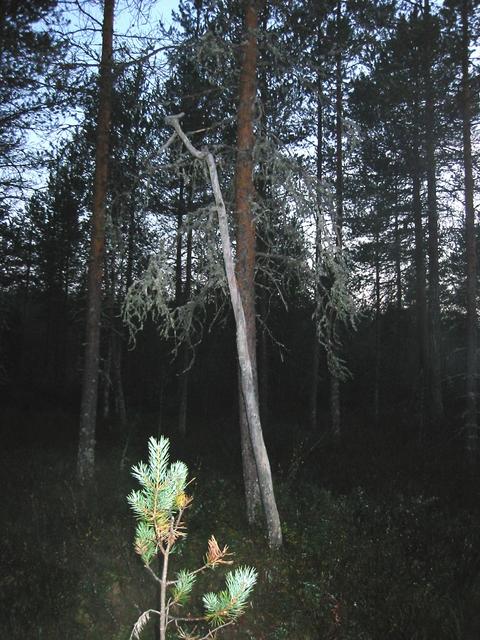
[151, 0, 179, 25]
[116, 0, 180, 36]
[23, 0, 181, 201]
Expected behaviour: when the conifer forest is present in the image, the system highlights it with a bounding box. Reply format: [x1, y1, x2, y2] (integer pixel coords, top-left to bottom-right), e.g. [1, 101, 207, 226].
[2, 0, 480, 638]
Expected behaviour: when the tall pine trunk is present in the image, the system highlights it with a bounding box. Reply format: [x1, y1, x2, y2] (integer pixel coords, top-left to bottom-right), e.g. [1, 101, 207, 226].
[330, 0, 343, 438]
[411, 61, 428, 431]
[311, 18, 324, 432]
[423, 0, 443, 426]
[77, 0, 114, 485]
[461, 0, 477, 465]
[235, 0, 262, 525]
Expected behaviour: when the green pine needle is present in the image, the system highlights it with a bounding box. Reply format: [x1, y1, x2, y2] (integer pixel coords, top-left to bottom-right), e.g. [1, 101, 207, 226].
[203, 566, 257, 627]
[148, 435, 170, 484]
[172, 569, 196, 605]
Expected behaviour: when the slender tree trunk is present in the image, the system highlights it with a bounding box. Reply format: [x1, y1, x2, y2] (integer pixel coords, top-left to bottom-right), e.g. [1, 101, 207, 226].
[178, 221, 193, 439]
[166, 122, 283, 552]
[412, 89, 428, 431]
[104, 260, 127, 431]
[393, 176, 402, 311]
[235, 0, 262, 524]
[423, 0, 443, 427]
[259, 295, 270, 429]
[311, 20, 324, 432]
[174, 179, 189, 438]
[111, 327, 127, 431]
[412, 171, 426, 355]
[125, 191, 137, 296]
[334, 2, 344, 247]
[374, 224, 381, 427]
[77, 0, 114, 485]
[330, 0, 343, 438]
[178, 349, 190, 438]
[238, 376, 262, 525]
[122, 68, 143, 437]
[461, 0, 477, 465]
[310, 326, 321, 430]
[174, 180, 184, 306]
[124, 68, 143, 296]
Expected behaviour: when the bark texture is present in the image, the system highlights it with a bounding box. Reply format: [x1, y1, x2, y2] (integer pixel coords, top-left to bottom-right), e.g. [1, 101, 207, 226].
[77, 0, 114, 485]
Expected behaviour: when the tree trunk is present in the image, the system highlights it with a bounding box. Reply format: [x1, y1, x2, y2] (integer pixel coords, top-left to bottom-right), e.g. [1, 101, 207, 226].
[259, 295, 270, 429]
[102, 337, 112, 420]
[461, 0, 477, 465]
[77, 0, 114, 485]
[165, 116, 283, 549]
[124, 66, 143, 297]
[310, 333, 320, 431]
[235, 0, 262, 525]
[412, 170, 427, 384]
[178, 221, 192, 439]
[423, 0, 443, 426]
[311, 18, 324, 432]
[255, 13, 271, 434]
[166, 66, 283, 550]
[174, 178, 189, 439]
[330, 0, 343, 438]
[393, 176, 402, 311]
[374, 224, 381, 427]
[178, 346, 189, 438]
[111, 326, 127, 432]
[238, 376, 262, 525]
[174, 179, 184, 307]
[412, 86, 428, 431]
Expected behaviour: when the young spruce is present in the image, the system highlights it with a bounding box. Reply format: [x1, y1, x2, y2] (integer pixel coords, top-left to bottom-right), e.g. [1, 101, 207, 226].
[127, 436, 257, 639]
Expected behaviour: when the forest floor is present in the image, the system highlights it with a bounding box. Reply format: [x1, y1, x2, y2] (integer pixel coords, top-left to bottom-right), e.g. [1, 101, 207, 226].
[1, 410, 480, 639]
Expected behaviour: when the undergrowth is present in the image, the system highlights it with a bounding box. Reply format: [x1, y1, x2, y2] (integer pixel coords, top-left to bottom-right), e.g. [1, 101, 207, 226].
[0, 429, 479, 639]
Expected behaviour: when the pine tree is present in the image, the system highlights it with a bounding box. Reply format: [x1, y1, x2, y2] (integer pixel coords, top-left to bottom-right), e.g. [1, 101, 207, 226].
[127, 436, 257, 640]
[77, 0, 115, 485]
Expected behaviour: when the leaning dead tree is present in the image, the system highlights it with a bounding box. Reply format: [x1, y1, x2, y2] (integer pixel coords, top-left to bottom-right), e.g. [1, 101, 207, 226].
[164, 113, 282, 549]
[123, 103, 357, 547]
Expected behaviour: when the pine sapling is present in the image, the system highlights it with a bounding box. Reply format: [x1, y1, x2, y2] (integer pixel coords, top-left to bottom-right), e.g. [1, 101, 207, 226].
[127, 436, 257, 639]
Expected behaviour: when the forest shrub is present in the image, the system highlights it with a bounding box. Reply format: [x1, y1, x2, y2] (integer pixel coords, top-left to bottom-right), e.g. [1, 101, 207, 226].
[278, 485, 477, 639]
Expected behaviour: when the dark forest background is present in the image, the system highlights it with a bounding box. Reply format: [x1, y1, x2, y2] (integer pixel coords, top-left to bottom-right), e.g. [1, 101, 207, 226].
[1, 0, 480, 638]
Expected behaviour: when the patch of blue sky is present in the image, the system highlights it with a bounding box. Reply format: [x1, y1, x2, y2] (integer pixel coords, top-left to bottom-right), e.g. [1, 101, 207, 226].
[21, 1, 180, 202]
